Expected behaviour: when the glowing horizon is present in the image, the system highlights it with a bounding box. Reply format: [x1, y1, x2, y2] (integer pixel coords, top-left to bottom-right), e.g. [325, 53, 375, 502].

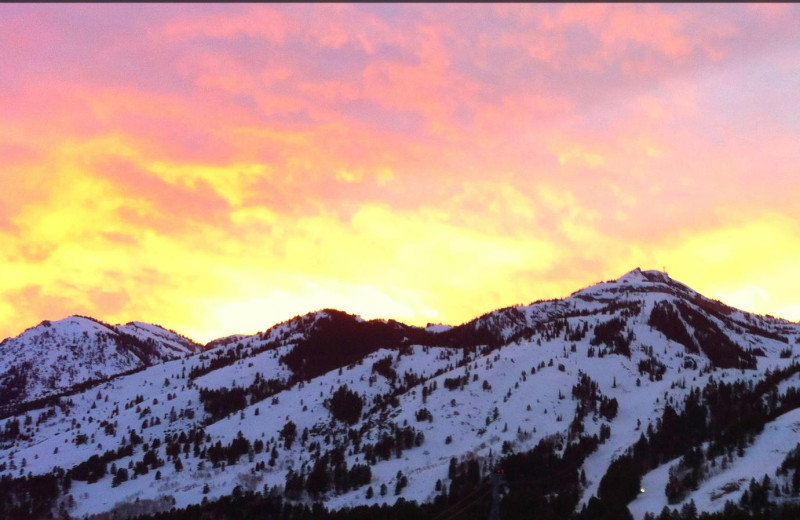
[2, 4, 799, 343]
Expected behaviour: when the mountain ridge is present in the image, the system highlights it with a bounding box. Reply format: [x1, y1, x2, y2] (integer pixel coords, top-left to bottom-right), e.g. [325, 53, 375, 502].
[1, 268, 799, 520]
[4, 267, 794, 353]
[0, 315, 202, 411]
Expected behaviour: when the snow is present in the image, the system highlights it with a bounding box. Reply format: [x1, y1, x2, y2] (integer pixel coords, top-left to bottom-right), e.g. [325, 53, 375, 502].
[193, 345, 292, 390]
[425, 324, 452, 333]
[618, 268, 652, 284]
[116, 321, 199, 356]
[1, 269, 799, 519]
[0, 316, 199, 406]
[630, 407, 800, 519]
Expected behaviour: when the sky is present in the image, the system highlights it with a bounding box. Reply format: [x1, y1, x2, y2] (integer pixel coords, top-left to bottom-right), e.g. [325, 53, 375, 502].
[2, 4, 800, 343]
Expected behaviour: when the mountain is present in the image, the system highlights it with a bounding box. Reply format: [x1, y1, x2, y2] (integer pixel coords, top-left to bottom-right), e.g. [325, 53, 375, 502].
[0, 315, 201, 412]
[0, 269, 799, 520]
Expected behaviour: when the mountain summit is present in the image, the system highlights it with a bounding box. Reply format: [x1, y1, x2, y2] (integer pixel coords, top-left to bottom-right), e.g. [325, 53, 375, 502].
[0, 315, 201, 410]
[0, 270, 799, 520]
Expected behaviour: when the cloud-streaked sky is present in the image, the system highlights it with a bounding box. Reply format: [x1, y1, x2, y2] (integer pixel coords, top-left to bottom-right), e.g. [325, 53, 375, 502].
[2, 4, 800, 342]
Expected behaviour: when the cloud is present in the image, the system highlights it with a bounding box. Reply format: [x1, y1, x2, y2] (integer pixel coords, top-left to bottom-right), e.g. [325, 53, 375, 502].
[651, 214, 800, 321]
[2, 4, 800, 341]
[163, 6, 288, 42]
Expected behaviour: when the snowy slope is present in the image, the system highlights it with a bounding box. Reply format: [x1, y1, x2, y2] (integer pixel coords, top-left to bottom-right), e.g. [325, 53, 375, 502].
[630, 407, 800, 519]
[0, 316, 201, 410]
[0, 269, 799, 520]
[115, 321, 200, 358]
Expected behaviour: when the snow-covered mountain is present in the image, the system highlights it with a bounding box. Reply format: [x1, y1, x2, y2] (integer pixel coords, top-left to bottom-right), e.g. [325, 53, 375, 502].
[0, 315, 201, 411]
[1, 269, 799, 520]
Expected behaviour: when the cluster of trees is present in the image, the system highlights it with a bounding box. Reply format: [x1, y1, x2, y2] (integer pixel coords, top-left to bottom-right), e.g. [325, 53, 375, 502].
[638, 353, 668, 382]
[591, 318, 634, 357]
[415, 408, 433, 422]
[646, 474, 800, 520]
[188, 341, 270, 379]
[443, 375, 469, 391]
[648, 301, 697, 354]
[163, 428, 207, 460]
[0, 365, 28, 410]
[501, 434, 600, 520]
[114, 331, 175, 366]
[125, 491, 457, 520]
[571, 372, 619, 421]
[364, 368, 425, 417]
[648, 300, 758, 370]
[678, 301, 758, 369]
[280, 311, 427, 381]
[197, 373, 287, 423]
[420, 380, 438, 403]
[500, 300, 641, 353]
[68, 444, 134, 483]
[288, 447, 372, 499]
[0, 474, 61, 519]
[0, 417, 25, 444]
[0, 382, 81, 427]
[739, 475, 776, 515]
[361, 424, 424, 465]
[371, 356, 396, 381]
[565, 321, 589, 342]
[280, 420, 297, 449]
[205, 431, 251, 467]
[115, 485, 800, 520]
[777, 442, 800, 494]
[437, 456, 487, 517]
[131, 445, 165, 477]
[665, 447, 706, 503]
[197, 386, 247, 422]
[580, 363, 800, 519]
[123, 393, 146, 411]
[643, 500, 800, 520]
[327, 385, 363, 425]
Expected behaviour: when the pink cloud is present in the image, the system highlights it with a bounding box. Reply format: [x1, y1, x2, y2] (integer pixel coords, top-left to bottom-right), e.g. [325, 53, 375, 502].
[163, 5, 288, 42]
[3, 4, 800, 339]
[92, 157, 233, 234]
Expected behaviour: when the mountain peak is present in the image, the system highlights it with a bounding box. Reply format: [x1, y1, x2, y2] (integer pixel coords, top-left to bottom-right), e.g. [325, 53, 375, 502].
[617, 267, 670, 284]
[2, 272, 799, 520]
[0, 315, 200, 409]
[21, 315, 115, 338]
[571, 267, 696, 300]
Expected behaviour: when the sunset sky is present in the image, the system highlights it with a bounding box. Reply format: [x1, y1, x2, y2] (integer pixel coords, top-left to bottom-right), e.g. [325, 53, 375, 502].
[2, 4, 800, 343]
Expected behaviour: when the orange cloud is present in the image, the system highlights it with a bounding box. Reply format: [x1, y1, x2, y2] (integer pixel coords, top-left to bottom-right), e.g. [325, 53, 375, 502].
[2, 4, 800, 343]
